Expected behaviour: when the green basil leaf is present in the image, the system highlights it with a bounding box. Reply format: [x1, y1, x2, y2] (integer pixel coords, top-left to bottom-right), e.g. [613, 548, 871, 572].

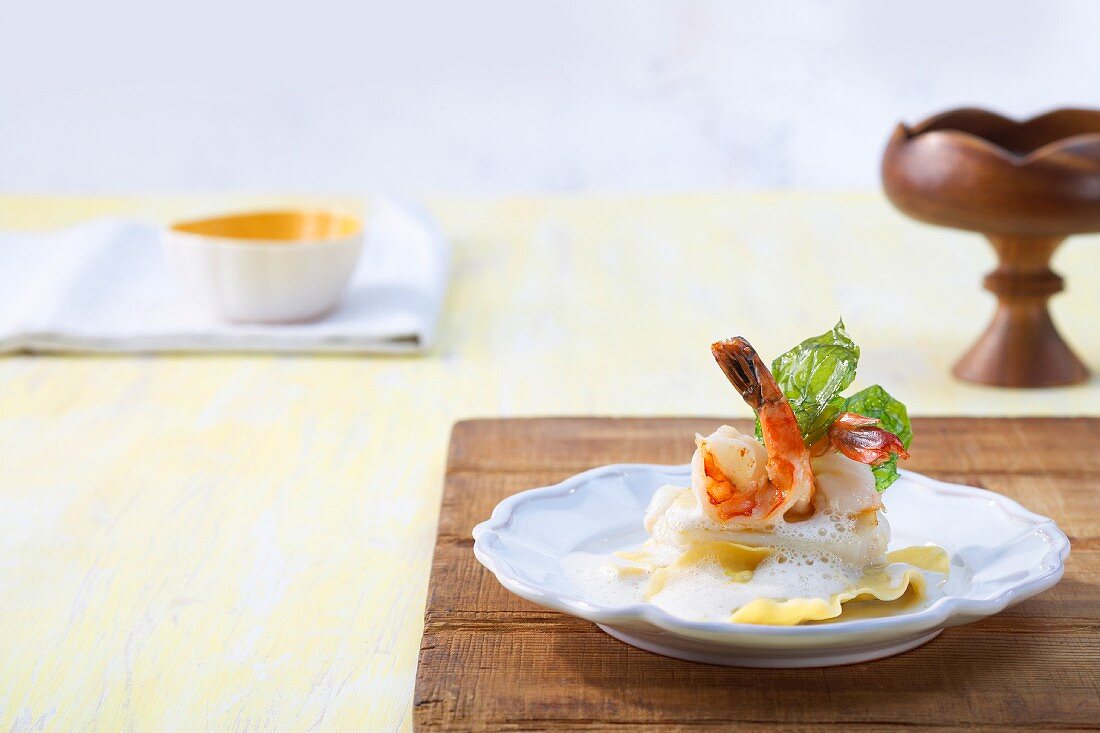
[871, 455, 900, 491]
[843, 384, 913, 491]
[755, 320, 860, 445]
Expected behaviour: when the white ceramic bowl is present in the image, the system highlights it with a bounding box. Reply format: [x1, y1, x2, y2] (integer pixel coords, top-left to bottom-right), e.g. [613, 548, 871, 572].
[165, 209, 363, 323]
[473, 465, 1069, 668]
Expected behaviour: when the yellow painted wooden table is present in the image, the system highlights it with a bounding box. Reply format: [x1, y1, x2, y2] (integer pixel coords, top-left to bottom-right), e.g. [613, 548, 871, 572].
[0, 193, 1098, 731]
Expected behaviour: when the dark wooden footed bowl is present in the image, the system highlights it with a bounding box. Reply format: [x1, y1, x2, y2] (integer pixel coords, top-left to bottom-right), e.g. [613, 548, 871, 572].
[882, 107, 1100, 387]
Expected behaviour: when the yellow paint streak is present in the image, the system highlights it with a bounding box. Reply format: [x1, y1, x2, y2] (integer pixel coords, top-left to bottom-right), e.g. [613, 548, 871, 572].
[0, 193, 1098, 729]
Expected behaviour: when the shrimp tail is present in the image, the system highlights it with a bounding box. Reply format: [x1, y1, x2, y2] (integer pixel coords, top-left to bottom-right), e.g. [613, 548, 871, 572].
[828, 412, 910, 466]
[710, 338, 767, 410]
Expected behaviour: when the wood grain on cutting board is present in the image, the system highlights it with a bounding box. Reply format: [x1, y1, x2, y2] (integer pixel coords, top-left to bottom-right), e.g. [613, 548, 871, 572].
[416, 417, 1099, 732]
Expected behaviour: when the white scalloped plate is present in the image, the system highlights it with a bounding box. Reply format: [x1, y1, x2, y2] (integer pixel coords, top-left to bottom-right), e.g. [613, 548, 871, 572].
[472, 466, 1069, 667]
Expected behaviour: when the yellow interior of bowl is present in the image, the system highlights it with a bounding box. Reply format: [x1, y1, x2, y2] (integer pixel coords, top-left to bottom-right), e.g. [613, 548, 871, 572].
[171, 210, 361, 242]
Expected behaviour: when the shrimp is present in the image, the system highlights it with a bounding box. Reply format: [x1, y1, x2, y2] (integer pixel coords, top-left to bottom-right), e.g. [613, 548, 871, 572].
[702, 337, 816, 521]
[690, 425, 770, 522]
[828, 412, 910, 466]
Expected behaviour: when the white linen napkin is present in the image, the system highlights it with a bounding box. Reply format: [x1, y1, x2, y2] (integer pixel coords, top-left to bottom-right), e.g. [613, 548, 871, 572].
[0, 198, 451, 354]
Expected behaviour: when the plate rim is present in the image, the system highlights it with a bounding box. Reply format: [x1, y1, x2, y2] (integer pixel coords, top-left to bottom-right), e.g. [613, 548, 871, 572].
[472, 463, 1070, 639]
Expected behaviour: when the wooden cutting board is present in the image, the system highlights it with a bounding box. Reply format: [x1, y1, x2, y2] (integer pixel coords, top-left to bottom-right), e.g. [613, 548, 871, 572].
[414, 417, 1100, 732]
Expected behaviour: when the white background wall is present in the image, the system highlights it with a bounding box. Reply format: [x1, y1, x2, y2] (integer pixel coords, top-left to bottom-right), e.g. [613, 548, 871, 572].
[3, 0, 1099, 193]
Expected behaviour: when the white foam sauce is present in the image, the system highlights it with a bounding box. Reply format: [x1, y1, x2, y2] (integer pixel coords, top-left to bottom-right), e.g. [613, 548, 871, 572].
[561, 552, 651, 606]
[563, 485, 945, 623]
[564, 547, 866, 622]
[651, 485, 891, 566]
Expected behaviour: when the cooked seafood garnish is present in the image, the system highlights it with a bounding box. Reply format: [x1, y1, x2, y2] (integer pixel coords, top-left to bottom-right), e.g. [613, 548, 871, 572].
[828, 412, 911, 466]
[564, 322, 943, 626]
[693, 338, 815, 522]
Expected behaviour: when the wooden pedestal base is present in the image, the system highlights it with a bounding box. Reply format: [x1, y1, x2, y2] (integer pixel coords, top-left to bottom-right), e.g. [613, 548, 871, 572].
[952, 235, 1088, 387]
